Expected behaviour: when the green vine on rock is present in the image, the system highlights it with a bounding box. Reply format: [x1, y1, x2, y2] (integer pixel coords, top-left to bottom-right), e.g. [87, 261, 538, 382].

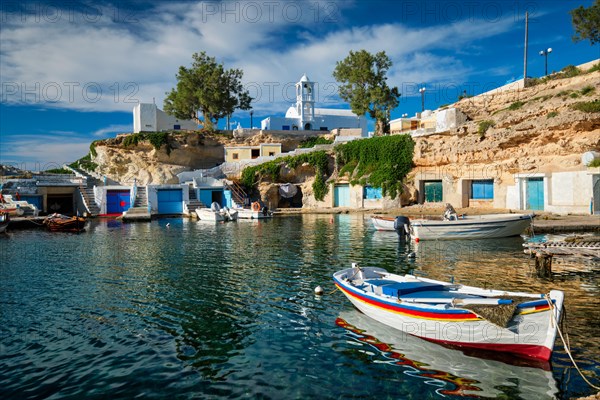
[241, 151, 330, 201]
[334, 135, 414, 199]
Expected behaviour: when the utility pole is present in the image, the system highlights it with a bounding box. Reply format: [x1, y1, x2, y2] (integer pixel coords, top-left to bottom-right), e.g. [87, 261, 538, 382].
[523, 11, 529, 87]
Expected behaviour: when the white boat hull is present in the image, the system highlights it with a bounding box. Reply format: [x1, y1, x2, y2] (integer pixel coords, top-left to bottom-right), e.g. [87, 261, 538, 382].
[411, 213, 533, 240]
[371, 216, 396, 231]
[235, 208, 272, 219]
[195, 208, 225, 222]
[334, 266, 563, 361]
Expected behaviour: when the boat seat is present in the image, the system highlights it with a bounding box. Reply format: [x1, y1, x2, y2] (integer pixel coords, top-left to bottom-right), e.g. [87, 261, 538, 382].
[364, 280, 446, 297]
[398, 290, 474, 300]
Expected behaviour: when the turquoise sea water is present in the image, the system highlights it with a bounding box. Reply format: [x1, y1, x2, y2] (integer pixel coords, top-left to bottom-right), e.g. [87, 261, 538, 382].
[1, 214, 598, 399]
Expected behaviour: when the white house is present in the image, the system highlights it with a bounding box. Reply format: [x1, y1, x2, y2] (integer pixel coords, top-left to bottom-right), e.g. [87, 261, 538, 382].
[261, 74, 367, 135]
[133, 103, 198, 133]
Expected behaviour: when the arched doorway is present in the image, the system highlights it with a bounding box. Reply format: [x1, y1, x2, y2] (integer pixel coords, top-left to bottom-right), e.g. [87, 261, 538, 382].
[304, 123, 312, 130]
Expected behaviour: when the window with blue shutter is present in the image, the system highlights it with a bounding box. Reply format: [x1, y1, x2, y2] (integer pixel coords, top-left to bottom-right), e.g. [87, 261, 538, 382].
[471, 180, 494, 200]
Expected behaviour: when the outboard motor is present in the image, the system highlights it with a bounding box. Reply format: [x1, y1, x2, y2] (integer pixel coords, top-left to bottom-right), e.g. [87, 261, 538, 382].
[394, 216, 411, 241]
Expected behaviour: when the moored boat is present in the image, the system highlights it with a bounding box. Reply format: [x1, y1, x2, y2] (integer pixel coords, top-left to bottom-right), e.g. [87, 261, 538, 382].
[333, 264, 564, 361]
[411, 213, 534, 240]
[195, 202, 238, 222]
[43, 213, 86, 232]
[235, 202, 273, 219]
[370, 215, 396, 231]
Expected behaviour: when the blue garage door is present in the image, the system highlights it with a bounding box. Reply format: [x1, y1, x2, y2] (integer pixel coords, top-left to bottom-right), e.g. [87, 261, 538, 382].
[157, 189, 183, 214]
[527, 178, 544, 211]
[20, 195, 43, 210]
[334, 184, 350, 207]
[107, 190, 131, 214]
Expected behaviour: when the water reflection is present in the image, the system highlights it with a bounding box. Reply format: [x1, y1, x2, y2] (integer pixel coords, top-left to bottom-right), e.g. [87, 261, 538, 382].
[1, 215, 599, 399]
[337, 310, 558, 399]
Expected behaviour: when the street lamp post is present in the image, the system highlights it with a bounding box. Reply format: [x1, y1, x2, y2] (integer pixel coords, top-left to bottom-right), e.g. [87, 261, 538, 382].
[419, 87, 426, 112]
[250, 110, 254, 129]
[539, 48, 552, 76]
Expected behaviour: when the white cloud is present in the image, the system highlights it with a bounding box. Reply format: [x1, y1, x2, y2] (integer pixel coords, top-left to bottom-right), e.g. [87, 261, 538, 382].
[91, 124, 132, 137]
[0, 1, 518, 116]
[0, 134, 91, 168]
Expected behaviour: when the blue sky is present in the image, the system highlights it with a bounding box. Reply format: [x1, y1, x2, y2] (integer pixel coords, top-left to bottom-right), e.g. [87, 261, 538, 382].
[1, 0, 598, 169]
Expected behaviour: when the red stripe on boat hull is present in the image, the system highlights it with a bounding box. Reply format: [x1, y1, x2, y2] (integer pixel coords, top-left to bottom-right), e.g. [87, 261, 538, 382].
[423, 337, 552, 361]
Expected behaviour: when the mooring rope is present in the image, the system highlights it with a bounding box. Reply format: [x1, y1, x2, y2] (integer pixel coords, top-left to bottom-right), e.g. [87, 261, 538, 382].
[545, 294, 600, 390]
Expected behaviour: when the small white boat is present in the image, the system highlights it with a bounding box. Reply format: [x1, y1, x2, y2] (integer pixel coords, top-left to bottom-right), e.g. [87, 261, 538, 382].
[235, 202, 273, 219]
[411, 213, 534, 241]
[334, 264, 564, 361]
[195, 202, 238, 222]
[370, 215, 410, 235]
[370, 215, 396, 231]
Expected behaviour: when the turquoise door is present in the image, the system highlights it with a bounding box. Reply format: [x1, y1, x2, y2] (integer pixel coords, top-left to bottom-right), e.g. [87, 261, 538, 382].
[527, 178, 544, 211]
[157, 189, 183, 214]
[594, 176, 600, 215]
[424, 181, 443, 202]
[334, 185, 350, 207]
[223, 190, 232, 208]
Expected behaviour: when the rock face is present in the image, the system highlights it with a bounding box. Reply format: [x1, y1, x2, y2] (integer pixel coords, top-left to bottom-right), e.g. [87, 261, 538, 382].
[93, 131, 332, 185]
[409, 68, 600, 196]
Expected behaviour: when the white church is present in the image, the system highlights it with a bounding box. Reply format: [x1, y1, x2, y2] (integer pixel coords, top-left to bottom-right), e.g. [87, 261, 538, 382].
[261, 74, 367, 135]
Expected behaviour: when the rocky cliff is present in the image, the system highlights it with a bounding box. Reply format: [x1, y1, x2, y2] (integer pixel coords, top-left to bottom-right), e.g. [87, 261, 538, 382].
[412, 66, 600, 180]
[92, 130, 330, 185]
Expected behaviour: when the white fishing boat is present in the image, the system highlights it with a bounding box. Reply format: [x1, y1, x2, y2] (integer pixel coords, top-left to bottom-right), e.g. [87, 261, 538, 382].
[195, 203, 238, 222]
[333, 264, 564, 361]
[411, 213, 534, 241]
[235, 202, 273, 219]
[370, 215, 396, 231]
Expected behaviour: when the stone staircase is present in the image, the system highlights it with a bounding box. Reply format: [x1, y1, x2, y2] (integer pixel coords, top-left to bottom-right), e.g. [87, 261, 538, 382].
[133, 186, 148, 208]
[68, 166, 102, 216]
[185, 185, 205, 215]
[122, 185, 151, 221]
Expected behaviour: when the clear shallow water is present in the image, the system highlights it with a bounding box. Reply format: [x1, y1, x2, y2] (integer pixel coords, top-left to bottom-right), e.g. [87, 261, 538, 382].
[0, 214, 598, 399]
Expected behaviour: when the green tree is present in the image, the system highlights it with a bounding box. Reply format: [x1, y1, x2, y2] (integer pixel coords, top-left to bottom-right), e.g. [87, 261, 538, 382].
[570, 0, 600, 45]
[333, 50, 400, 135]
[164, 52, 252, 130]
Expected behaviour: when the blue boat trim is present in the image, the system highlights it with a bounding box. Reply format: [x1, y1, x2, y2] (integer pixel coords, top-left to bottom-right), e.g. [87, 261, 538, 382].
[334, 276, 473, 315]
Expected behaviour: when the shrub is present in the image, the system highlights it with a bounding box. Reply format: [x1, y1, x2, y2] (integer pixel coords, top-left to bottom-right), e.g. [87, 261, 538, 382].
[122, 132, 171, 155]
[588, 159, 600, 168]
[587, 63, 600, 73]
[546, 111, 559, 118]
[298, 136, 334, 148]
[508, 101, 524, 110]
[570, 92, 580, 99]
[571, 101, 600, 113]
[478, 120, 495, 137]
[44, 168, 72, 174]
[580, 86, 595, 96]
[561, 65, 580, 78]
[70, 154, 98, 172]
